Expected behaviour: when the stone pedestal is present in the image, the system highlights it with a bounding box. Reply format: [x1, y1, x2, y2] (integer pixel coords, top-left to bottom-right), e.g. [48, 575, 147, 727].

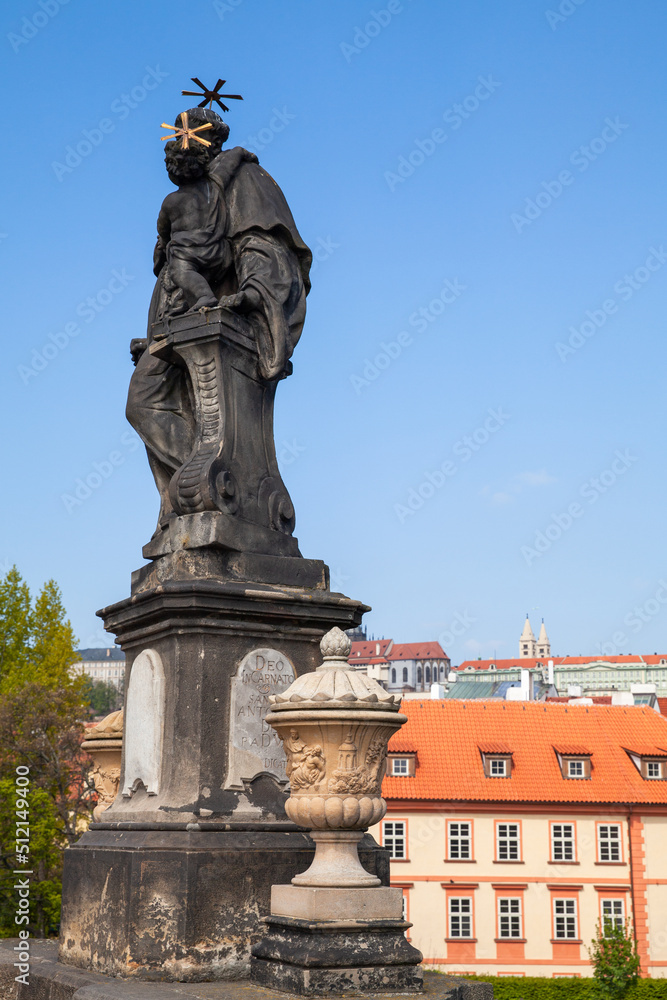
[58, 580, 386, 981]
[251, 916, 423, 996]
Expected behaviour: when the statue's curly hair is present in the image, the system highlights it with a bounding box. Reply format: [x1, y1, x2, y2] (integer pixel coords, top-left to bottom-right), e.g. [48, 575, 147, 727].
[164, 140, 210, 185]
[177, 107, 230, 155]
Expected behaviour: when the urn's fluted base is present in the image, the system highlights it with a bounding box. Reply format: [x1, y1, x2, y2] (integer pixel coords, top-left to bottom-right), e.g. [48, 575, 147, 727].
[291, 831, 381, 887]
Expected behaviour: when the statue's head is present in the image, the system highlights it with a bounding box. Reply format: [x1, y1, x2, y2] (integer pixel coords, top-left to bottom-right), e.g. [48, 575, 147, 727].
[164, 108, 230, 186]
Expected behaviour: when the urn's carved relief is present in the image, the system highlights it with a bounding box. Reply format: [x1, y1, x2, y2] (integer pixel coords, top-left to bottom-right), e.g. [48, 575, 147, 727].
[90, 765, 122, 822]
[282, 728, 326, 790]
[327, 731, 387, 796]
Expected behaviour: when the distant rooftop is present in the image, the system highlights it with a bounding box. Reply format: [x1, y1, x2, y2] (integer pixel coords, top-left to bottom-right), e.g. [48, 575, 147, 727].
[74, 647, 125, 662]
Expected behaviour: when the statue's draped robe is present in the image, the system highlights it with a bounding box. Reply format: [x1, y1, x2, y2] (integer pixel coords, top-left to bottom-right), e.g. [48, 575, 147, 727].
[126, 150, 312, 528]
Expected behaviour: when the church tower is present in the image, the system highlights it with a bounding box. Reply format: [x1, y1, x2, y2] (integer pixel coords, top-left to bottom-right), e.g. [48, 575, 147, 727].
[519, 615, 536, 658]
[537, 619, 551, 658]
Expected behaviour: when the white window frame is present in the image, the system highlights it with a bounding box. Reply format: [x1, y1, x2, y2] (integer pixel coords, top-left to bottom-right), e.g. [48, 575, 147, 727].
[392, 758, 409, 776]
[567, 760, 585, 778]
[498, 897, 522, 939]
[553, 898, 578, 939]
[448, 896, 473, 939]
[598, 824, 621, 863]
[551, 823, 575, 862]
[601, 898, 625, 931]
[496, 822, 520, 861]
[382, 820, 406, 860]
[490, 758, 508, 777]
[646, 761, 662, 779]
[448, 821, 472, 860]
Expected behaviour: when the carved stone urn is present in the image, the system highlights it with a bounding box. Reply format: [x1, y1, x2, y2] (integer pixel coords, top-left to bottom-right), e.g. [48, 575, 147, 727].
[265, 627, 406, 888]
[82, 709, 123, 823]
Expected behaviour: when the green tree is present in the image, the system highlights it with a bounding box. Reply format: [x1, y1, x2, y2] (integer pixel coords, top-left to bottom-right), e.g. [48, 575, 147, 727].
[0, 568, 95, 937]
[0, 567, 79, 694]
[81, 678, 123, 716]
[589, 918, 641, 999]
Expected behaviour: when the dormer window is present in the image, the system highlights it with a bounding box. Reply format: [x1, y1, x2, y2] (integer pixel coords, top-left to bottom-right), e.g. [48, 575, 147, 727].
[554, 745, 592, 779]
[478, 742, 513, 778]
[623, 747, 667, 780]
[387, 753, 416, 777]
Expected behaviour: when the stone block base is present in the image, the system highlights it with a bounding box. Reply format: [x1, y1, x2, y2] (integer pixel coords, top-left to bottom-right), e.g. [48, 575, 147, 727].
[58, 829, 388, 982]
[250, 915, 423, 995]
[270, 884, 403, 921]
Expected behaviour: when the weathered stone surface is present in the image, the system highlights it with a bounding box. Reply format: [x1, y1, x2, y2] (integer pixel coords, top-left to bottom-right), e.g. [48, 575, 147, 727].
[225, 648, 295, 791]
[58, 832, 389, 982]
[250, 916, 424, 995]
[1, 939, 494, 999]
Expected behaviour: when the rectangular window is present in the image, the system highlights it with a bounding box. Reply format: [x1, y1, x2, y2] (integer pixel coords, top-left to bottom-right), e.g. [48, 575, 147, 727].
[448, 821, 472, 860]
[383, 821, 406, 859]
[567, 760, 585, 778]
[392, 758, 409, 776]
[490, 759, 507, 777]
[602, 899, 625, 931]
[551, 823, 575, 862]
[496, 823, 520, 861]
[498, 897, 522, 939]
[647, 761, 662, 779]
[448, 897, 472, 938]
[598, 824, 621, 862]
[553, 898, 578, 939]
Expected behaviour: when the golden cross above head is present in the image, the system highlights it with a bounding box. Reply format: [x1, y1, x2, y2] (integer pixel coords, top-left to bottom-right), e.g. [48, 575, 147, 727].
[160, 112, 213, 149]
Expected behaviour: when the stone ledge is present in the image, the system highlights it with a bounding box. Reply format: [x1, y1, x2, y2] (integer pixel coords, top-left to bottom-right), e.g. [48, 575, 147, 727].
[0, 941, 492, 1000]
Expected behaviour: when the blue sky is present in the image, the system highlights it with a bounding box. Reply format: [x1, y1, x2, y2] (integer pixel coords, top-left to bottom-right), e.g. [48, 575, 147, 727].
[2, 0, 666, 663]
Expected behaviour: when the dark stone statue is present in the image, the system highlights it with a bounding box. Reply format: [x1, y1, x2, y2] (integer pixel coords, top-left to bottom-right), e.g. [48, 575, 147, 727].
[126, 108, 313, 577]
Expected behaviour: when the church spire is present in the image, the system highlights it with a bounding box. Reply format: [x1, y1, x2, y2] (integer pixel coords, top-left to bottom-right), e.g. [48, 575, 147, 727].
[519, 614, 536, 658]
[537, 619, 551, 658]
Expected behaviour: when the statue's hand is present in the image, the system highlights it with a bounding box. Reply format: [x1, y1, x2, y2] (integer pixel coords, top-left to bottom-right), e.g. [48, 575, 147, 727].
[219, 288, 262, 314]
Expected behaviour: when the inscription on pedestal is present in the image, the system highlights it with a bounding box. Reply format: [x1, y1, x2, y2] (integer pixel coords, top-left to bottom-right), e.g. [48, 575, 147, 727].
[225, 648, 296, 790]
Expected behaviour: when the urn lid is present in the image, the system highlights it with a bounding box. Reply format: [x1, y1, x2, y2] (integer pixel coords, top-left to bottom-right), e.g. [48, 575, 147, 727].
[269, 628, 401, 712]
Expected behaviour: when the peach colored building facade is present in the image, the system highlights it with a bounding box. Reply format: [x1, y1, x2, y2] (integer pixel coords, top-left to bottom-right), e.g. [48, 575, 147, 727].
[370, 701, 667, 978]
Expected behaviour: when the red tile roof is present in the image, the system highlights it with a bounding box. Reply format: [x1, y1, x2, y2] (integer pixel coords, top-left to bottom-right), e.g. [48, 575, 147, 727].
[457, 655, 667, 671]
[387, 642, 447, 661]
[383, 700, 667, 804]
[547, 696, 612, 705]
[349, 639, 393, 664]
